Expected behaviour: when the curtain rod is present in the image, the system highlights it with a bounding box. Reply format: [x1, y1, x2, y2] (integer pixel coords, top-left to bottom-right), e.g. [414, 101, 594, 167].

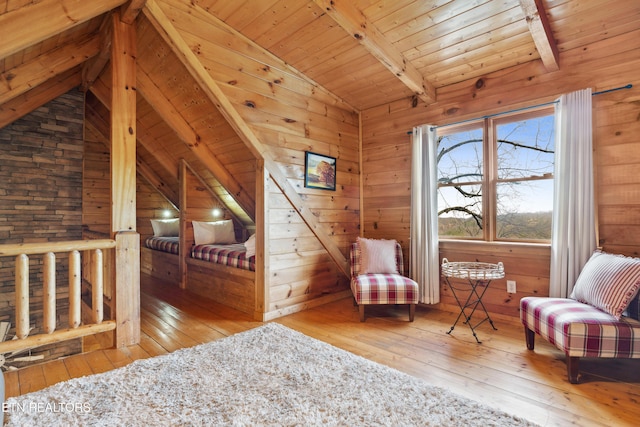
[406, 83, 633, 134]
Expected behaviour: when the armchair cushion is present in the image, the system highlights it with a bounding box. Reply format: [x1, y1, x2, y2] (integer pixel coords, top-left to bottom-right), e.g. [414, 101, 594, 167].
[357, 237, 398, 274]
[352, 274, 418, 305]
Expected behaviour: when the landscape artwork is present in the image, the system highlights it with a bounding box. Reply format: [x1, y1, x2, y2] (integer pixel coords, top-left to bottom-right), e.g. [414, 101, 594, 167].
[304, 151, 336, 191]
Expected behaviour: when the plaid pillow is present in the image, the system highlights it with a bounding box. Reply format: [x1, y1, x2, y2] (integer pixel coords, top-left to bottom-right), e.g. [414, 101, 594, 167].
[570, 250, 640, 320]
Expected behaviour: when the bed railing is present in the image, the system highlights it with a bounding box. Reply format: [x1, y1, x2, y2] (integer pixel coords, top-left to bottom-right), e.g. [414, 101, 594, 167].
[0, 239, 117, 354]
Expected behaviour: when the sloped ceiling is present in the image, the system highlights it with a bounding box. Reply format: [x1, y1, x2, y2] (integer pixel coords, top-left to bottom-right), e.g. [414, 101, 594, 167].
[1, 0, 640, 225]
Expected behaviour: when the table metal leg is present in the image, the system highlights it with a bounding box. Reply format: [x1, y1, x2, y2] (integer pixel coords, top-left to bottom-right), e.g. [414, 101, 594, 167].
[445, 277, 497, 343]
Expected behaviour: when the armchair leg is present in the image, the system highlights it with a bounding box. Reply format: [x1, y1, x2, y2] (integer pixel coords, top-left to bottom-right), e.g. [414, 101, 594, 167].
[359, 304, 365, 322]
[567, 356, 580, 384]
[409, 304, 415, 322]
[524, 326, 535, 350]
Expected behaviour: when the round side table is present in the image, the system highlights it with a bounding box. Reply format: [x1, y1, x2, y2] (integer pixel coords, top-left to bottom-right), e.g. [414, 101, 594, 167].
[441, 258, 505, 343]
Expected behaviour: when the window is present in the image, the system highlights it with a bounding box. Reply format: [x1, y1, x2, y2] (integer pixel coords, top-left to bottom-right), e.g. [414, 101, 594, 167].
[437, 108, 555, 242]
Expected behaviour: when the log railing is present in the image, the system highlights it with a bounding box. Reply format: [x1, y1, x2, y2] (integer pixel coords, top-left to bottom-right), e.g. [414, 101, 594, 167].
[0, 239, 118, 354]
[81, 229, 115, 299]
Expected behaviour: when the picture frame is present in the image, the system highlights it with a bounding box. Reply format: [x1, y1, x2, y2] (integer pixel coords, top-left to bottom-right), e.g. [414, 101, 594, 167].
[304, 151, 336, 191]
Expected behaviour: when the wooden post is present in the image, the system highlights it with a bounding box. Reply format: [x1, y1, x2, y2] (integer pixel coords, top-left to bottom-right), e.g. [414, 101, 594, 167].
[43, 252, 56, 334]
[178, 160, 188, 290]
[69, 250, 81, 329]
[111, 10, 140, 347]
[114, 231, 140, 347]
[111, 11, 137, 231]
[254, 160, 267, 320]
[15, 254, 30, 339]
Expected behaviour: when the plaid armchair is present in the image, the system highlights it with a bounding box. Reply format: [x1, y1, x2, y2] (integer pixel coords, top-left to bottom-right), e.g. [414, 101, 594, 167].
[521, 297, 640, 383]
[350, 241, 419, 322]
[520, 250, 640, 383]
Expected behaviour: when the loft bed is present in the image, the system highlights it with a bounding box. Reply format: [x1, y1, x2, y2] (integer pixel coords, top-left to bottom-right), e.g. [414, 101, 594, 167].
[140, 217, 257, 317]
[142, 161, 258, 318]
[140, 220, 181, 282]
[182, 218, 257, 316]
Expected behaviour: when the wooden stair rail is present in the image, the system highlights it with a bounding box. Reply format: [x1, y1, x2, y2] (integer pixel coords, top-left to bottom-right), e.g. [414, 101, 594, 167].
[0, 239, 117, 354]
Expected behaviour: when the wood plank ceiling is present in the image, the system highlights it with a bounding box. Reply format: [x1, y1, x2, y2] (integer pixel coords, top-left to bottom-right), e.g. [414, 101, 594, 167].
[1, 0, 639, 222]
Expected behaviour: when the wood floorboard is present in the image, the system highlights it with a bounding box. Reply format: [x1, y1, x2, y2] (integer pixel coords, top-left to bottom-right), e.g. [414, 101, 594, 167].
[40, 359, 70, 387]
[4, 273, 640, 426]
[61, 353, 94, 379]
[83, 350, 114, 375]
[137, 334, 169, 358]
[3, 370, 19, 397]
[141, 307, 201, 349]
[117, 343, 152, 362]
[16, 365, 46, 395]
[102, 348, 134, 369]
[141, 292, 227, 344]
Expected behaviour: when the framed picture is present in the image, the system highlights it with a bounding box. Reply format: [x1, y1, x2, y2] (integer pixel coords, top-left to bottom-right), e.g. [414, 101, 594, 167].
[304, 151, 336, 191]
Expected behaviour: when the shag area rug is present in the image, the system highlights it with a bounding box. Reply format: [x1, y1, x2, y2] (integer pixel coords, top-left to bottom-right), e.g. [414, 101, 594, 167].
[4, 323, 537, 426]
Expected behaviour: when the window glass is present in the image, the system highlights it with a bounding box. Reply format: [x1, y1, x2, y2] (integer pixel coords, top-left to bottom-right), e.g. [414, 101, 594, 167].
[496, 180, 553, 240]
[437, 126, 484, 238]
[496, 116, 555, 180]
[437, 127, 483, 184]
[438, 184, 483, 238]
[436, 109, 555, 243]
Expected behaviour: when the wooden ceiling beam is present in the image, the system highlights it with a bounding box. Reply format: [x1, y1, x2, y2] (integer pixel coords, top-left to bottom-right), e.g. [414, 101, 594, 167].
[143, 0, 350, 278]
[0, 0, 126, 60]
[0, 67, 81, 129]
[136, 67, 256, 221]
[313, 0, 436, 104]
[82, 13, 114, 92]
[519, 0, 559, 72]
[120, 0, 147, 24]
[0, 35, 100, 105]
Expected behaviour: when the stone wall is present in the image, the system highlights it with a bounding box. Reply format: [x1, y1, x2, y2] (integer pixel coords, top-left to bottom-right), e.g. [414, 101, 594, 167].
[0, 89, 85, 365]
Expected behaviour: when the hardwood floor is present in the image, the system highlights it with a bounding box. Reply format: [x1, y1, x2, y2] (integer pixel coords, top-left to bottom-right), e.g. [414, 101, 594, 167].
[4, 274, 640, 426]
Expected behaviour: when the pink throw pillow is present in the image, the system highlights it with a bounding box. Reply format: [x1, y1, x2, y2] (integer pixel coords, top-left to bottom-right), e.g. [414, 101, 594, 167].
[358, 237, 398, 274]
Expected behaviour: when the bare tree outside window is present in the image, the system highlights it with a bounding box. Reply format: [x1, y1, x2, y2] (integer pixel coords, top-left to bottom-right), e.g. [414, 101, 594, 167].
[437, 127, 484, 238]
[437, 110, 555, 242]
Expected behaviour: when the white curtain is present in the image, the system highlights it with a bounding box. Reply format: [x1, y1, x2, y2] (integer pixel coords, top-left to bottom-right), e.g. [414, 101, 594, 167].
[549, 88, 597, 297]
[410, 125, 440, 304]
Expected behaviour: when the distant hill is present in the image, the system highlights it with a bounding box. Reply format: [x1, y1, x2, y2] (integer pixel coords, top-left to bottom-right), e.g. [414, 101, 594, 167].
[439, 211, 552, 240]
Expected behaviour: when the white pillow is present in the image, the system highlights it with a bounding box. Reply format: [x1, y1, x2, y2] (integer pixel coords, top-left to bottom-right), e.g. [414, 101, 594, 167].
[150, 218, 179, 237]
[244, 234, 256, 258]
[570, 250, 640, 319]
[192, 220, 236, 245]
[358, 237, 398, 274]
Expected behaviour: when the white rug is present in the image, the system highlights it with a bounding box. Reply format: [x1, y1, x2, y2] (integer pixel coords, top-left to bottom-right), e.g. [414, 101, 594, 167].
[4, 323, 537, 426]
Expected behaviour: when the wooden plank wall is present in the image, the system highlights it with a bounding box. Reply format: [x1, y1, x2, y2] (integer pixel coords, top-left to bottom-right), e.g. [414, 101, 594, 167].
[136, 177, 179, 241]
[156, 0, 360, 318]
[265, 180, 352, 318]
[361, 28, 640, 319]
[181, 164, 239, 243]
[82, 127, 111, 238]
